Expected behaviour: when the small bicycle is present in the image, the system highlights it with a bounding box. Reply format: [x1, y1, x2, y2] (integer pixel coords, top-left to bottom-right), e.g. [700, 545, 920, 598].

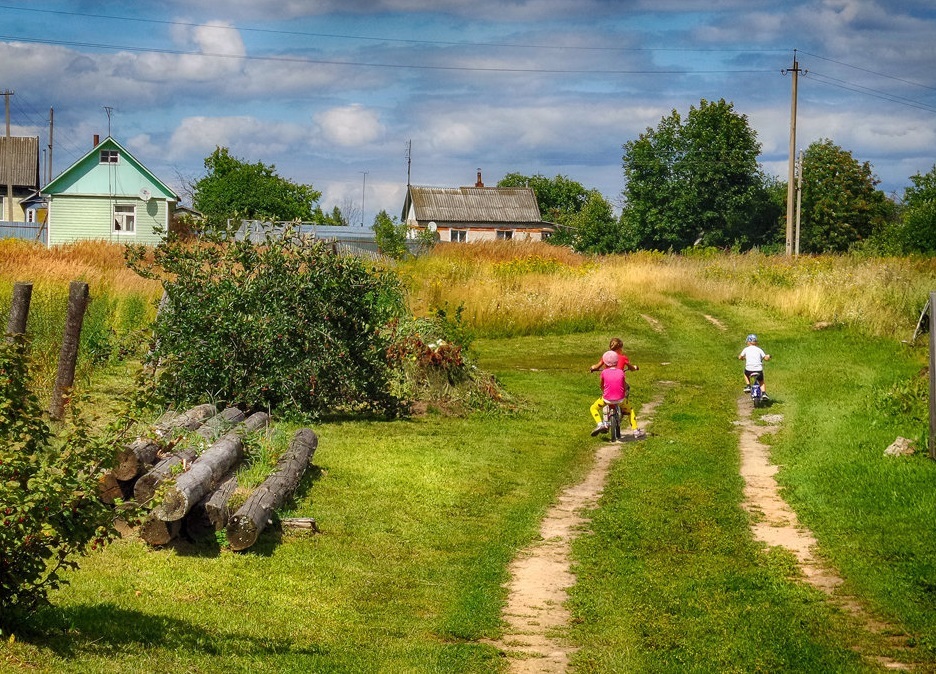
[749, 372, 764, 407]
[603, 400, 625, 442]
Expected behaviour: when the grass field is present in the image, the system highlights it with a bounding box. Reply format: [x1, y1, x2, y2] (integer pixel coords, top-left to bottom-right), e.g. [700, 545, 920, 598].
[2, 242, 935, 672]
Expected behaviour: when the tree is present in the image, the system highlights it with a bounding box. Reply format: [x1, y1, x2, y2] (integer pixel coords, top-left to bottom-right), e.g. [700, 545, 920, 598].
[126, 226, 408, 420]
[373, 210, 408, 259]
[498, 173, 591, 224]
[620, 99, 780, 251]
[192, 147, 322, 229]
[895, 164, 936, 254]
[799, 139, 893, 253]
[567, 191, 624, 254]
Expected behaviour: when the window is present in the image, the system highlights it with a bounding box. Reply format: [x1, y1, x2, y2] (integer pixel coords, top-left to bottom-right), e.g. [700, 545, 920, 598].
[114, 204, 136, 233]
[100, 150, 119, 163]
[496, 230, 513, 240]
[451, 229, 467, 243]
[26, 209, 35, 223]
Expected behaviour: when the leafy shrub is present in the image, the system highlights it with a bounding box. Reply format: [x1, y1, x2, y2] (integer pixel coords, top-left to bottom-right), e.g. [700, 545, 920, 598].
[0, 338, 119, 623]
[126, 226, 410, 420]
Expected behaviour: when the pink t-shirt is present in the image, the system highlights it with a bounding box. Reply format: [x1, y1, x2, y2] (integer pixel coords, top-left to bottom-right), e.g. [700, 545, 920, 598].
[600, 367, 627, 402]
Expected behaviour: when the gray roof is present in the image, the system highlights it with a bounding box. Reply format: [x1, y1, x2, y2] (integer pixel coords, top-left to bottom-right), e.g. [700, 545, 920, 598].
[0, 136, 40, 188]
[405, 185, 545, 225]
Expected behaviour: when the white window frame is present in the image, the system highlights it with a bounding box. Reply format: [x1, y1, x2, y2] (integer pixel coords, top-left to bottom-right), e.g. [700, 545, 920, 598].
[100, 150, 119, 164]
[26, 208, 36, 223]
[450, 229, 467, 243]
[496, 230, 513, 240]
[113, 204, 136, 234]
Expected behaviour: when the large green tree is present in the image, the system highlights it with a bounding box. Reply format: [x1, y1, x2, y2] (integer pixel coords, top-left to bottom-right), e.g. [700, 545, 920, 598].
[620, 99, 780, 251]
[895, 164, 936, 254]
[799, 139, 894, 253]
[498, 173, 590, 224]
[193, 147, 322, 229]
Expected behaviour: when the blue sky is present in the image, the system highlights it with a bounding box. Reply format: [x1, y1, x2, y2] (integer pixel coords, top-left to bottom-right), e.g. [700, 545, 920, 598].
[1, 1, 935, 225]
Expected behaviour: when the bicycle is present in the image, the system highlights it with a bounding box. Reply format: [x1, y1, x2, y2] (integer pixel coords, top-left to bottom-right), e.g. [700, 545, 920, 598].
[749, 372, 764, 407]
[603, 400, 625, 442]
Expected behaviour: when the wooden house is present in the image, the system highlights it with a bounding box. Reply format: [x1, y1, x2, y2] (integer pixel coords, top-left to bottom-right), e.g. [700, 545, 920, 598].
[0, 135, 40, 223]
[42, 135, 178, 246]
[402, 170, 554, 243]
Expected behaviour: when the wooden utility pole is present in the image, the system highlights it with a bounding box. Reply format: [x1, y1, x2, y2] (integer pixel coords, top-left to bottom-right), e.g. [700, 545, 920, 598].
[795, 150, 803, 256]
[783, 53, 802, 257]
[47, 107, 53, 185]
[930, 290, 936, 460]
[3, 89, 13, 222]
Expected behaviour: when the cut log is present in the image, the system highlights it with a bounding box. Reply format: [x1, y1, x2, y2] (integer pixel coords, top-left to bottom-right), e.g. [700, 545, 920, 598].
[140, 512, 182, 546]
[97, 472, 134, 505]
[154, 412, 269, 522]
[112, 404, 217, 480]
[228, 428, 317, 551]
[134, 407, 245, 504]
[186, 472, 238, 538]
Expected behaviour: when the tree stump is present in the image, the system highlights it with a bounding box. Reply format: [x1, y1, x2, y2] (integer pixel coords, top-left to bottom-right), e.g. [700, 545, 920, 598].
[154, 412, 269, 522]
[112, 404, 217, 480]
[227, 428, 317, 551]
[134, 407, 245, 504]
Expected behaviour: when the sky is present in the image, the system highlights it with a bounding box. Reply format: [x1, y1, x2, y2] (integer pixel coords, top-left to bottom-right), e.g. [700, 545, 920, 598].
[1, 1, 935, 226]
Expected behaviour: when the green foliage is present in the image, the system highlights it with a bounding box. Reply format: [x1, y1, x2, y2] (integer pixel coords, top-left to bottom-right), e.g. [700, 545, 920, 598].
[372, 209, 408, 259]
[0, 338, 120, 622]
[620, 98, 781, 251]
[498, 172, 590, 224]
[311, 205, 348, 227]
[192, 147, 322, 230]
[893, 164, 936, 254]
[566, 190, 625, 254]
[125, 226, 409, 420]
[799, 139, 896, 253]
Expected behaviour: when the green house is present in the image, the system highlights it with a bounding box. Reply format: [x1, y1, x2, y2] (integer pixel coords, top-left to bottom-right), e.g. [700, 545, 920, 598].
[42, 136, 178, 247]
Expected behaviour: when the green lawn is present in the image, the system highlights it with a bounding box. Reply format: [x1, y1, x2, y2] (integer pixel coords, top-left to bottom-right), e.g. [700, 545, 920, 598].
[3, 304, 935, 672]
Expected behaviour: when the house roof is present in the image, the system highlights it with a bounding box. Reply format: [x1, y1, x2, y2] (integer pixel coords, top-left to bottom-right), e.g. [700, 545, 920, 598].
[403, 185, 546, 226]
[43, 136, 179, 200]
[0, 136, 40, 188]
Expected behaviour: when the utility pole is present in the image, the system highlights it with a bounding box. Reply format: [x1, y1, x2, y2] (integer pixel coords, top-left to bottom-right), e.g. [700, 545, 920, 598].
[47, 107, 54, 185]
[795, 149, 803, 256]
[405, 140, 412, 187]
[3, 89, 13, 222]
[783, 52, 802, 257]
[360, 171, 368, 227]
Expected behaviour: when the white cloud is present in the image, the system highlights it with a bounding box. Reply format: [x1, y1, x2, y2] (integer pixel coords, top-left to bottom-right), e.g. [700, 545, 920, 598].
[167, 116, 309, 161]
[315, 105, 384, 147]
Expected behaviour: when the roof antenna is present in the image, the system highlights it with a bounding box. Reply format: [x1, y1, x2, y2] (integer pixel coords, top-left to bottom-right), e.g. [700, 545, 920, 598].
[103, 106, 113, 137]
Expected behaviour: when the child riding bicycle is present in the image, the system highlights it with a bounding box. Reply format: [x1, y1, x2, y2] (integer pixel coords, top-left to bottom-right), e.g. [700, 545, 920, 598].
[589, 339, 642, 437]
[738, 333, 771, 398]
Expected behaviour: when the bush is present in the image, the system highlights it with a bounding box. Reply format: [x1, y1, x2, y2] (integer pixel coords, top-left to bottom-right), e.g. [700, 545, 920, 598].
[0, 338, 119, 624]
[126, 226, 410, 420]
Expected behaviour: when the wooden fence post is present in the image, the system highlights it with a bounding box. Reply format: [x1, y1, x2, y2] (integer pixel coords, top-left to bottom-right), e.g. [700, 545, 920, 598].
[5, 281, 32, 339]
[930, 291, 936, 461]
[49, 281, 90, 420]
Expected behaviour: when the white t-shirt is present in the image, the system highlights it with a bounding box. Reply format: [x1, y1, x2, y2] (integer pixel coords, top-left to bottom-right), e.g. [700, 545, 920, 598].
[740, 345, 767, 371]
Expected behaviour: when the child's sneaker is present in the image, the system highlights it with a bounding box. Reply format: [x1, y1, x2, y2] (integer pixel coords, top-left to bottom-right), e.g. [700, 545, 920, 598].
[591, 423, 609, 437]
[633, 428, 646, 439]
[743, 386, 751, 392]
[761, 393, 769, 400]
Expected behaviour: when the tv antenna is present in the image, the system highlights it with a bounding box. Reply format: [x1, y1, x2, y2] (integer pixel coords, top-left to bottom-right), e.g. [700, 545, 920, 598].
[104, 106, 114, 137]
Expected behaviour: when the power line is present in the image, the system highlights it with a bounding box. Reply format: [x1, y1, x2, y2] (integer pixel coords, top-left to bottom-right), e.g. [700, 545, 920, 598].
[799, 50, 936, 92]
[0, 34, 774, 75]
[805, 71, 936, 115]
[0, 4, 789, 55]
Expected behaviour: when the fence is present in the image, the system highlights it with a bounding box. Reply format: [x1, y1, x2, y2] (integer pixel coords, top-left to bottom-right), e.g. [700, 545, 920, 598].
[0, 220, 48, 245]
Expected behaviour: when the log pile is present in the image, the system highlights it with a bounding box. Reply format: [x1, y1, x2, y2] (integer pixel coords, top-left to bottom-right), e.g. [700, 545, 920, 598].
[102, 404, 318, 551]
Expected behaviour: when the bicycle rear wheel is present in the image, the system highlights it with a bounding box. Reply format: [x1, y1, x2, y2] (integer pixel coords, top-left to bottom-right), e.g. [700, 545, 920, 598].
[609, 406, 621, 442]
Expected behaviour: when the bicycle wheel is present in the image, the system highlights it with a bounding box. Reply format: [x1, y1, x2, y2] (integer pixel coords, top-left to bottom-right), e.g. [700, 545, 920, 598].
[609, 406, 621, 442]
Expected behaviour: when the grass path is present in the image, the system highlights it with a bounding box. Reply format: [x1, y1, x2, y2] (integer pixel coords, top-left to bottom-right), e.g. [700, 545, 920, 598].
[485, 393, 666, 673]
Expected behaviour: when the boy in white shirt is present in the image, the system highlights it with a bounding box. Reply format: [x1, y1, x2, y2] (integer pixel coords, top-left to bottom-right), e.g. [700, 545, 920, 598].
[738, 333, 771, 398]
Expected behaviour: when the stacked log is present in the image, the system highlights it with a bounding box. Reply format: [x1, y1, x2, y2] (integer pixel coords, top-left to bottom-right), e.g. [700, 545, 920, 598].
[227, 428, 317, 551]
[153, 412, 269, 522]
[112, 404, 218, 480]
[134, 407, 245, 505]
[186, 472, 238, 538]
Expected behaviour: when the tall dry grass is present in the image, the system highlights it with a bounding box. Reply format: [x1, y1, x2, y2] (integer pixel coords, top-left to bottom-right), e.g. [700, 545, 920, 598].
[0, 239, 162, 393]
[401, 243, 936, 340]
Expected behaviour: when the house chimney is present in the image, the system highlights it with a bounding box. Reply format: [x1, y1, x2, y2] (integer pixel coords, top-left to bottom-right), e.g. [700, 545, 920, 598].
[475, 168, 484, 188]
[93, 134, 100, 146]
